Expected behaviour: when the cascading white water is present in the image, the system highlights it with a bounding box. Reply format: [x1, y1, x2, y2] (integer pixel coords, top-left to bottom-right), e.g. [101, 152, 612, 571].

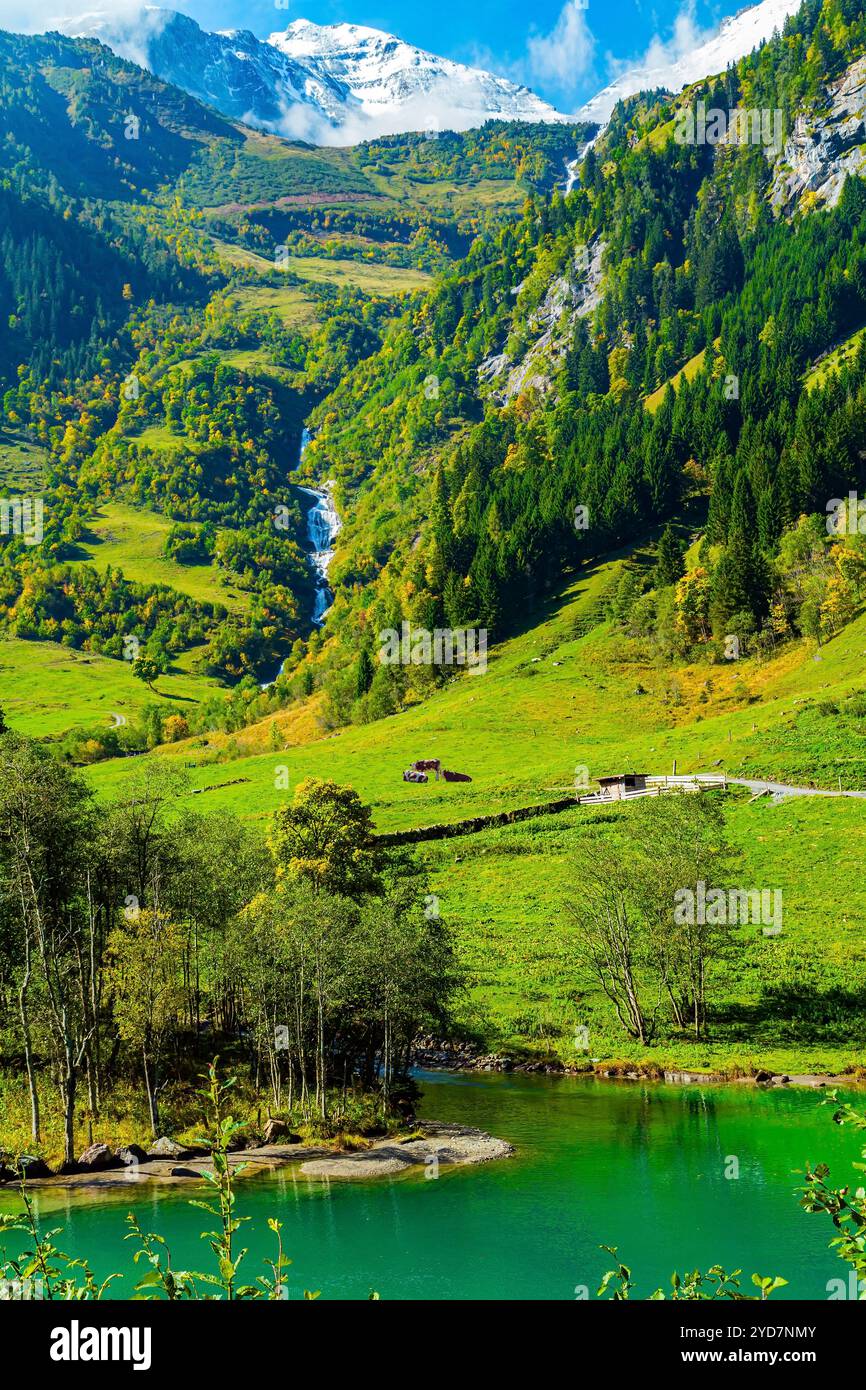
[260, 427, 341, 687]
[563, 139, 598, 194]
[297, 482, 341, 625]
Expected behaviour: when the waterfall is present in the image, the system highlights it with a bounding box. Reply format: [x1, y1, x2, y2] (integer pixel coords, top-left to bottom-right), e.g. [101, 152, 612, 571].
[297, 483, 341, 624]
[563, 139, 598, 195]
[260, 427, 341, 687]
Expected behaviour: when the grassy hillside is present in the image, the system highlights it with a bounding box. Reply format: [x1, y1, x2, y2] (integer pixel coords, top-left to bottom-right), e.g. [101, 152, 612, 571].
[644, 348, 708, 412]
[279, 255, 431, 295]
[416, 794, 866, 1073]
[84, 543, 866, 823]
[0, 429, 50, 491]
[210, 238, 430, 293]
[0, 639, 222, 739]
[77, 550, 866, 1074]
[4, 553, 863, 1074]
[805, 322, 866, 390]
[69, 502, 249, 614]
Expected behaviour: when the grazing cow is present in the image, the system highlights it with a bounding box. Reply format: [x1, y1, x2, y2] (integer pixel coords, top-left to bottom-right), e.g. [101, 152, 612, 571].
[412, 759, 441, 779]
[441, 769, 472, 783]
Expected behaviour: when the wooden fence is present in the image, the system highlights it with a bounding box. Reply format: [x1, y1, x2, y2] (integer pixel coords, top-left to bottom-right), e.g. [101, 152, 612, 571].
[373, 774, 727, 846]
[577, 773, 726, 805]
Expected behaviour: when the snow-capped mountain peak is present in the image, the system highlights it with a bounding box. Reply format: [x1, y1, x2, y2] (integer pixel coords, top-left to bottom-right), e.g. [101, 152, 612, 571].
[54, 7, 566, 144]
[268, 17, 562, 129]
[577, 0, 804, 124]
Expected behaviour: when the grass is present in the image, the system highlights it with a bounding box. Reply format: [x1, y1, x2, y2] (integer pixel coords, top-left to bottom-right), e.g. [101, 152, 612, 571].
[0, 429, 50, 491]
[211, 235, 429, 299]
[414, 793, 866, 1074]
[228, 284, 320, 330]
[85, 541, 866, 823]
[805, 323, 866, 391]
[276, 257, 431, 295]
[126, 423, 200, 456]
[209, 238, 275, 273]
[0, 638, 224, 739]
[645, 347, 708, 412]
[212, 240, 429, 295]
[364, 169, 530, 223]
[76, 541, 866, 1072]
[69, 502, 249, 614]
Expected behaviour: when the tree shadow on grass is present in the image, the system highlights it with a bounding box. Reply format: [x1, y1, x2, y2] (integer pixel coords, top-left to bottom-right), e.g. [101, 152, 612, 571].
[711, 983, 866, 1045]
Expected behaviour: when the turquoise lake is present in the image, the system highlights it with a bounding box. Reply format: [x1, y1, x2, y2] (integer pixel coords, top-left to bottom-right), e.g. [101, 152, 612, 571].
[2, 1071, 862, 1301]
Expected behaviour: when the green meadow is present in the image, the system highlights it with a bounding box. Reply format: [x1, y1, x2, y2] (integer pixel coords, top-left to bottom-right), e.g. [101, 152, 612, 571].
[0, 639, 222, 739]
[7, 514, 865, 1074]
[805, 322, 866, 391]
[212, 239, 430, 297]
[0, 429, 49, 491]
[84, 546, 866, 825]
[69, 501, 249, 613]
[227, 283, 320, 330]
[415, 793, 866, 1073]
[75, 545, 866, 1073]
[276, 256, 431, 295]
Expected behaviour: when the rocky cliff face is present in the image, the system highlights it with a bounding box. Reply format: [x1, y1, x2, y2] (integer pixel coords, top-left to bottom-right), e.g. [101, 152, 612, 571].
[770, 56, 866, 212]
[479, 239, 606, 405]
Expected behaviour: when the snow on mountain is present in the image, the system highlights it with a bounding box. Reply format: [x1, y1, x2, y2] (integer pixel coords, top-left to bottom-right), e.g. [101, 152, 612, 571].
[269, 19, 562, 132]
[576, 0, 804, 125]
[56, 7, 567, 144]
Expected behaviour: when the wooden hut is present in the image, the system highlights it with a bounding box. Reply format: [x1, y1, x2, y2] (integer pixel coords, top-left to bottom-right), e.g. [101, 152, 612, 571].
[596, 774, 648, 800]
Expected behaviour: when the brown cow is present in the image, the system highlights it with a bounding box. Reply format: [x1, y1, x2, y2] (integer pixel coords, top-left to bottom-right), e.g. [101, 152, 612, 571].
[412, 759, 441, 780]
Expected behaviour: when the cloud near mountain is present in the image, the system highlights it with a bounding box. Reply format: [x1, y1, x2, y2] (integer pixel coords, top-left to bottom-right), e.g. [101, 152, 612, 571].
[48, 7, 569, 144]
[576, 0, 804, 123]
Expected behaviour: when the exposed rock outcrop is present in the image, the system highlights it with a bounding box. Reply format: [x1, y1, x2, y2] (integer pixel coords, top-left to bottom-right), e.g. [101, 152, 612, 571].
[76, 1143, 118, 1171]
[478, 240, 605, 405]
[117, 1144, 147, 1167]
[299, 1123, 514, 1180]
[146, 1136, 203, 1160]
[770, 56, 866, 211]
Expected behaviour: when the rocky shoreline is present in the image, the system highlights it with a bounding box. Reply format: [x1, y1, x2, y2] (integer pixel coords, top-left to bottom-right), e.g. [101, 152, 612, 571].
[411, 1039, 862, 1089]
[0, 1122, 514, 1192]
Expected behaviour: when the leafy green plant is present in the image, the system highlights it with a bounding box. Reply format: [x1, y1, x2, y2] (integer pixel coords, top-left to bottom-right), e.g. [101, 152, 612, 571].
[1, 1061, 324, 1302]
[0, 1180, 117, 1301]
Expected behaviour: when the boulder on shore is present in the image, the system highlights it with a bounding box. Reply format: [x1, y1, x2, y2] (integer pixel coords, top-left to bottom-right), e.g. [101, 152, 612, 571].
[262, 1119, 301, 1145]
[77, 1143, 118, 1171]
[17, 1156, 51, 1179]
[117, 1144, 147, 1167]
[147, 1136, 190, 1160]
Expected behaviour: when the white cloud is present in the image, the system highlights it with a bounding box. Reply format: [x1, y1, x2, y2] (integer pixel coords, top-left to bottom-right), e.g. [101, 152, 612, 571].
[2, 5, 177, 78]
[603, 2, 713, 88]
[526, 0, 596, 94]
[577, 0, 803, 123]
[1, 3, 145, 35]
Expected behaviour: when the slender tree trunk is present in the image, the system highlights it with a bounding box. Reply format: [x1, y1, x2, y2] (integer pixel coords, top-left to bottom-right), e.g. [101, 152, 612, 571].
[62, 1023, 76, 1166]
[17, 928, 40, 1144]
[143, 1047, 159, 1138]
[317, 991, 326, 1122]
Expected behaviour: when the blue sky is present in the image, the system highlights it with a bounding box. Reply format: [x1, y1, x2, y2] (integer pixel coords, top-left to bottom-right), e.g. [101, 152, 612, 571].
[172, 0, 746, 108]
[10, 1, 760, 111]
